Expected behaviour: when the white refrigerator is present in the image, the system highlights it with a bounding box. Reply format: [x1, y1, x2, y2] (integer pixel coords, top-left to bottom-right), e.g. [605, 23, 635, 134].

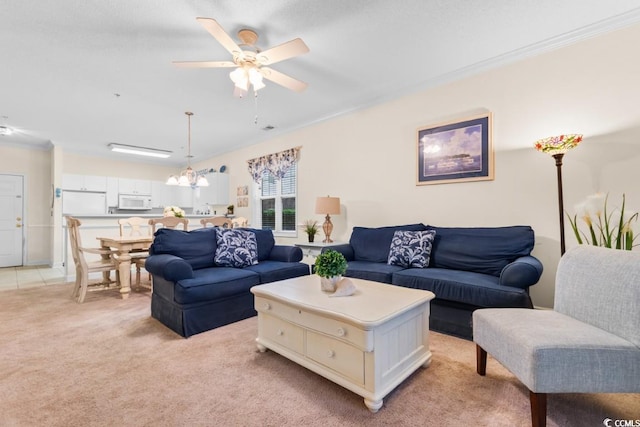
[62, 191, 107, 215]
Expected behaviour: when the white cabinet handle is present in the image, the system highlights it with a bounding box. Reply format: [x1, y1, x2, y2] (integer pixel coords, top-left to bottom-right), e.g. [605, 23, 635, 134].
[263, 302, 271, 310]
[327, 350, 335, 358]
[336, 327, 345, 337]
[277, 329, 284, 336]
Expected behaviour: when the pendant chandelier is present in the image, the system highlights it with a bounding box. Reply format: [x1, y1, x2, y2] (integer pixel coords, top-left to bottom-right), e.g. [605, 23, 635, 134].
[166, 111, 209, 187]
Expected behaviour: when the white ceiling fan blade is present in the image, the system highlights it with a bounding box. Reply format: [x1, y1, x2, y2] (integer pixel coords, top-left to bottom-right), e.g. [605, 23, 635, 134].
[172, 60, 237, 68]
[260, 67, 308, 93]
[196, 17, 242, 57]
[257, 38, 309, 65]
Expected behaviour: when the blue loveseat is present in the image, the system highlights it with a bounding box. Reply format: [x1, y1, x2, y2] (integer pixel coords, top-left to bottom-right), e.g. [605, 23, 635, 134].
[146, 227, 310, 337]
[327, 224, 543, 340]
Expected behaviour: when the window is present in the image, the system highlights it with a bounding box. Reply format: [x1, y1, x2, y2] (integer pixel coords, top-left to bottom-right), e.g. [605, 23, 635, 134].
[254, 163, 297, 236]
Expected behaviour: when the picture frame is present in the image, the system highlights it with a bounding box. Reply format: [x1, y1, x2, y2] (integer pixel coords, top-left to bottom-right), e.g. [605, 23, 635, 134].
[416, 113, 493, 185]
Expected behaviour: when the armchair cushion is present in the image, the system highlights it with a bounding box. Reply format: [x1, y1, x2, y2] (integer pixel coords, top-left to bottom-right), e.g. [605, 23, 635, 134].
[473, 308, 640, 393]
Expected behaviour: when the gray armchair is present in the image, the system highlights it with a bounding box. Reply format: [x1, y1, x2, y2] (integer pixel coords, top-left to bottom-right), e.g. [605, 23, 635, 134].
[473, 245, 640, 427]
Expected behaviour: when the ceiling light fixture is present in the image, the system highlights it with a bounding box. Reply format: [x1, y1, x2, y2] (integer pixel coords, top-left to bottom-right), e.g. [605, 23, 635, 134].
[166, 112, 209, 188]
[108, 143, 172, 158]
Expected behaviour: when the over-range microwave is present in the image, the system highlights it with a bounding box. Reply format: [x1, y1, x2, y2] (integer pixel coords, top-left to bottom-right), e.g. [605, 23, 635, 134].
[118, 194, 152, 210]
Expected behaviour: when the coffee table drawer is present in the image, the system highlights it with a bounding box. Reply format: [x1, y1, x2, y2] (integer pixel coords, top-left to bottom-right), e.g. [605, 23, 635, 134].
[255, 296, 371, 351]
[306, 330, 365, 384]
[260, 314, 304, 354]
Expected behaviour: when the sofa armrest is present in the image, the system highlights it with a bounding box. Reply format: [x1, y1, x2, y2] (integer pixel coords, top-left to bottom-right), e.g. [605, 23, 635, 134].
[321, 244, 354, 261]
[269, 245, 303, 262]
[499, 255, 544, 289]
[145, 254, 194, 282]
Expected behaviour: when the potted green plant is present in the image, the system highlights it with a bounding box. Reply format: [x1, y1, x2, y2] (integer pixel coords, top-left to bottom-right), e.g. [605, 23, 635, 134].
[227, 204, 234, 215]
[302, 219, 319, 242]
[315, 249, 348, 292]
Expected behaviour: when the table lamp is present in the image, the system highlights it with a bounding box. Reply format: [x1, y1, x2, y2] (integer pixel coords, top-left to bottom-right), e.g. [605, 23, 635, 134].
[315, 196, 341, 243]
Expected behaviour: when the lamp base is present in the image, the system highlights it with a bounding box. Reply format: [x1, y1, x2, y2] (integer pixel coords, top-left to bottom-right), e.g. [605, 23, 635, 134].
[322, 214, 334, 243]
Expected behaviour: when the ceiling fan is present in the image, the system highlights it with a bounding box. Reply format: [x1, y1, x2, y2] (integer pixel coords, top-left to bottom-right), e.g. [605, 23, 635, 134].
[173, 18, 310, 95]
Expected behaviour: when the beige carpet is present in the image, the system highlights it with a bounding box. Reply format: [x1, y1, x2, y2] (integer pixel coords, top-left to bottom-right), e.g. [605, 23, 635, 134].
[1, 283, 637, 427]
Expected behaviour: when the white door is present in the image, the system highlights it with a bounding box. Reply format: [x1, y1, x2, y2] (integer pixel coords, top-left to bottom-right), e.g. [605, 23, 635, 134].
[0, 175, 24, 267]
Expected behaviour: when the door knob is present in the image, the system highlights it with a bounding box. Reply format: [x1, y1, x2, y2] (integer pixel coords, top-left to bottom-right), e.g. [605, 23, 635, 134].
[16, 217, 22, 221]
[16, 224, 22, 228]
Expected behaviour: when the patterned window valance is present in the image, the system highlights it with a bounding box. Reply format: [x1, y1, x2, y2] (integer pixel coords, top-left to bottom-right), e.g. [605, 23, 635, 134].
[247, 146, 301, 182]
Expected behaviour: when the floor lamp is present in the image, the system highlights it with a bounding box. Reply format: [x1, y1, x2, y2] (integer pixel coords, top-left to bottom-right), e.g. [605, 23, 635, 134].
[315, 196, 341, 243]
[534, 134, 583, 256]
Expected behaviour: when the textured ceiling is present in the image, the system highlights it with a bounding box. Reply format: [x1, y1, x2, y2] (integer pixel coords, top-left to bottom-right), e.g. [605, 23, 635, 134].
[2, 1, 640, 166]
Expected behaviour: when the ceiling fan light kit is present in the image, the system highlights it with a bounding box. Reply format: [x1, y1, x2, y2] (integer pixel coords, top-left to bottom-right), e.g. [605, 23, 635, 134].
[166, 112, 209, 188]
[173, 18, 309, 94]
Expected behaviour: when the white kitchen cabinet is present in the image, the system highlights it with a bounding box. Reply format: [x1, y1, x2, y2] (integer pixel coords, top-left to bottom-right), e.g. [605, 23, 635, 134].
[195, 173, 229, 206]
[62, 174, 107, 192]
[150, 181, 165, 208]
[118, 178, 152, 195]
[175, 186, 194, 208]
[106, 177, 119, 207]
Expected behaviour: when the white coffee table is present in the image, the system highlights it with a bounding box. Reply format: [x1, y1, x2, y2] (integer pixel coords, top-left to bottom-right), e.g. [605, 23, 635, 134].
[251, 275, 435, 412]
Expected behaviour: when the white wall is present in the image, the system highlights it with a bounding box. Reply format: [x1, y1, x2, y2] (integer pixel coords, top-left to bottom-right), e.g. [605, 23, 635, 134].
[194, 23, 640, 308]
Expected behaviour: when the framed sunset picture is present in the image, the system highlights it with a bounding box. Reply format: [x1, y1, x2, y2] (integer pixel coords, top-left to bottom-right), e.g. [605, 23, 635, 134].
[416, 113, 493, 185]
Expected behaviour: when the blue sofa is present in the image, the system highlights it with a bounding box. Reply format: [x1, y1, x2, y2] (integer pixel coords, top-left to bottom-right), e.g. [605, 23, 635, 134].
[327, 224, 543, 340]
[146, 227, 310, 337]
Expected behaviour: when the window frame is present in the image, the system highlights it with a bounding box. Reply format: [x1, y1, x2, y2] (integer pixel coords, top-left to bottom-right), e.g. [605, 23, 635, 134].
[252, 163, 298, 238]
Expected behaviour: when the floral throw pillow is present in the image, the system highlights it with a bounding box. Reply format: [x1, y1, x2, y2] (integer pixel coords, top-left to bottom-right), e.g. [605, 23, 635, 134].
[387, 230, 436, 268]
[214, 228, 259, 268]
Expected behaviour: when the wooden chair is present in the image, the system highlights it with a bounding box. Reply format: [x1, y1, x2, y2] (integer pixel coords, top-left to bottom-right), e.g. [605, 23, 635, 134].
[231, 216, 248, 228]
[66, 216, 120, 303]
[200, 217, 233, 228]
[149, 216, 189, 233]
[118, 216, 148, 237]
[118, 217, 150, 289]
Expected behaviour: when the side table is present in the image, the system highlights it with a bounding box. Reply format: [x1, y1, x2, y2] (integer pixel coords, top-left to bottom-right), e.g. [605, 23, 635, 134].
[295, 241, 345, 274]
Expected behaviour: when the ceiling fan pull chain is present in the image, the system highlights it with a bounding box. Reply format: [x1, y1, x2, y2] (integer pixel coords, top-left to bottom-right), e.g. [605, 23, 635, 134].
[254, 90, 259, 126]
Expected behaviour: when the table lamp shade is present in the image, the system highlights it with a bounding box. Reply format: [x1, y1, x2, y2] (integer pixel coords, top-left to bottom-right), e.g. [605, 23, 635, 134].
[315, 197, 341, 215]
[315, 196, 340, 243]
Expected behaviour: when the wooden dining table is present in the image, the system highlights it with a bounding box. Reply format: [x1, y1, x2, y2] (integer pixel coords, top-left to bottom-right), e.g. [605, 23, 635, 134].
[96, 235, 153, 299]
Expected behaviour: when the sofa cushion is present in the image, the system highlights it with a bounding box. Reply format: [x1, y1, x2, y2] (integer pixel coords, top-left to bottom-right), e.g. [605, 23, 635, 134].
[172, 267, 261, 305]
[350, 223, 428, 263]
[345, 260, 407, 284]
[426, 225, 535, 277]
[388, 230, 436, 268]
[238, 228, 275, 261]
[214, 228, 259, 268]
[244, 260, 310, 284]
[392, 267, 533, 308]
[150, 227, 217, 270]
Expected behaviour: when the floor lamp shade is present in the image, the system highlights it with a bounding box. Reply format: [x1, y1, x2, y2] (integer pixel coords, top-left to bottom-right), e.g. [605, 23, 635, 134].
[315, 197, 341, 243]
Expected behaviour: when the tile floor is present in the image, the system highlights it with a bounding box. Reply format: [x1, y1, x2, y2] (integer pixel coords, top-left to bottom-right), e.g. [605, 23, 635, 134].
[0, 265, 67, 291]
